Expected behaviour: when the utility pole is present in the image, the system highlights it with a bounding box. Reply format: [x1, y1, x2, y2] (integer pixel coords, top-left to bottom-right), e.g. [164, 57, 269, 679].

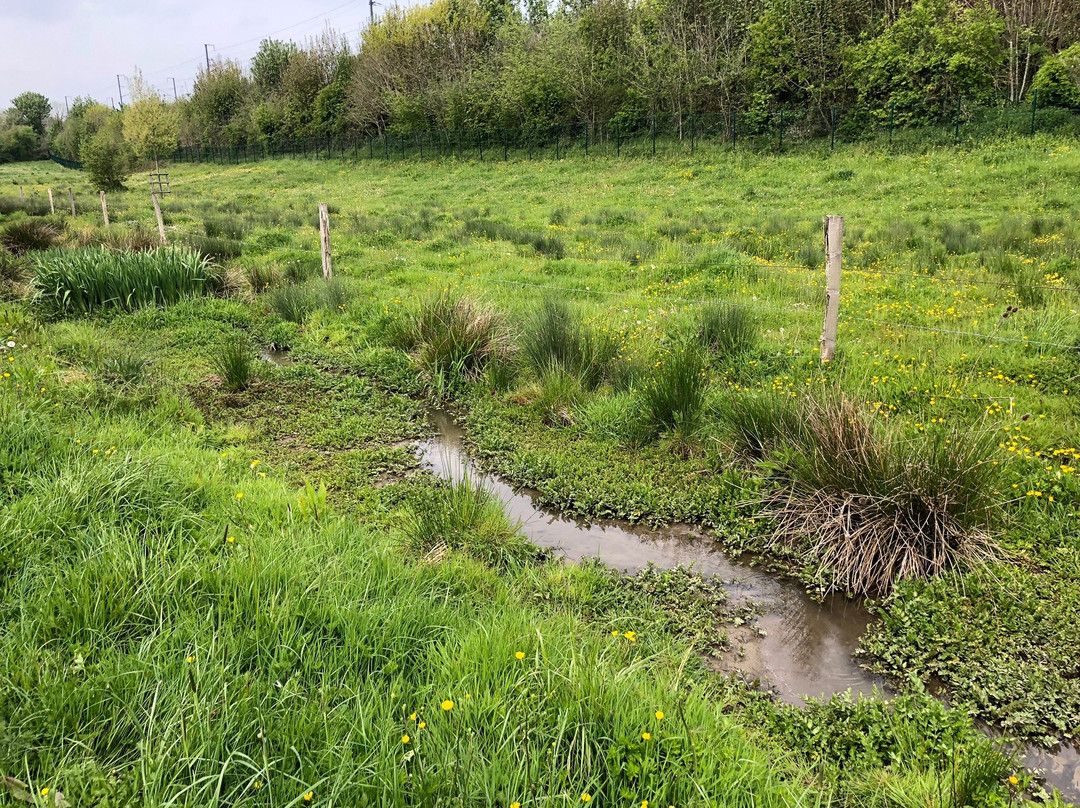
[117, 74, 124, 107]
[204, 44, 213, 72]
[369, 0, 376, 24]
[169, 77, 178, 101]
[64, 96, 69, 115]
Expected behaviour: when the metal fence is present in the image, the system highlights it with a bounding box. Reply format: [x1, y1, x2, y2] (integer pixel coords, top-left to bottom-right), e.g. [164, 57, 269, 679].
[171, 96, 1080, 166]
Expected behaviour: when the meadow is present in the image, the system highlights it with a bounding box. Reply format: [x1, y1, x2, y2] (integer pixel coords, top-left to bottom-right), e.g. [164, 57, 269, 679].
[1, 135, 1078, 806]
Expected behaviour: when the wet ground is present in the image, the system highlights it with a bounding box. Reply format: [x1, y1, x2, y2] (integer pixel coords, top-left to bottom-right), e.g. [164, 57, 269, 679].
[417, 407, 1080, 801]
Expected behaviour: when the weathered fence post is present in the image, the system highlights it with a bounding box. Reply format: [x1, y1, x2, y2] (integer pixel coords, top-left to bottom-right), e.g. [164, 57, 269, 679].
[152, 192, 167, 245]
[820, 215, 843, 363]
[318, 203, 332, 280]
[68, 188, 76, 216]
[19, 186, 24, 200]
[100, 191, 110, 229]
[48, 188, 55, 214]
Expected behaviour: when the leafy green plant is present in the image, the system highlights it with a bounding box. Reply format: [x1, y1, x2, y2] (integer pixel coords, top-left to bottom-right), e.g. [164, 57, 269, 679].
[33, 247, 217, 315]
[212, 334, 257, 391]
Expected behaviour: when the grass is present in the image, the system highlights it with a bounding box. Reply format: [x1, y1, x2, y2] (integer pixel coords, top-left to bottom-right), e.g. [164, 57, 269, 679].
[696, 303, 760, 356]
[213, 334, 257, 391]
[2, 218, 63, 255]
[32, 246, 218, 315]
[2, 139, 1079, 799]
[520, 296, 616, 388]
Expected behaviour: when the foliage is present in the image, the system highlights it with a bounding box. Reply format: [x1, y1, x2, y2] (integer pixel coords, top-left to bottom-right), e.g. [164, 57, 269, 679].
[79, 123, 132, 191]
[0, 126, 38, 163]
[848, 0, 1007, 126]
[251, 39, 298, 95]
[32, 247, 216, 315]
[1031, 43, 1080, 109]
[639, 342, 709, 437]
[48, 98, 113, 163]
[9, 91, 51, 136]
[122, 72, 181, 166]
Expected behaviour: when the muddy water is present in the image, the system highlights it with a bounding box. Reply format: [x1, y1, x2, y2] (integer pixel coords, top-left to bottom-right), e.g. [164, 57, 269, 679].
[416, 408, 1080, 801]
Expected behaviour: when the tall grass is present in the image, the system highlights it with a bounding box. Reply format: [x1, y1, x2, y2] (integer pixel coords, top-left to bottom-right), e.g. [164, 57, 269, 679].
[696, 303, 760, 356]
[33, 247, 217, 315]
[401, 475, 538, 569]
[521, 297, 616, 388]
[413, 290, 510, 395]
[639, 343, 710, 438]
[213, 334, 257, 391]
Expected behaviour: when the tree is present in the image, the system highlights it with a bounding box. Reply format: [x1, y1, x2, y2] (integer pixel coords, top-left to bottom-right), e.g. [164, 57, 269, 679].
[123, 71, 180, 167]
[1031, 42, 1080, 107]
[0, 126, 38, 163]
[251, 39, 297, 95]
[81, 122, 132, 191]
[10, 92, 51, 136]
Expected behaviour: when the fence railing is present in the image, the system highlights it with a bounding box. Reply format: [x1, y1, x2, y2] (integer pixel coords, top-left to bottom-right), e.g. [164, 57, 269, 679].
[170, 98, 1080, 167]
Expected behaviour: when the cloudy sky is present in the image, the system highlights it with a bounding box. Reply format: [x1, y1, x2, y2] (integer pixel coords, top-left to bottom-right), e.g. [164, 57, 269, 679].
[1, 0, 395, 114]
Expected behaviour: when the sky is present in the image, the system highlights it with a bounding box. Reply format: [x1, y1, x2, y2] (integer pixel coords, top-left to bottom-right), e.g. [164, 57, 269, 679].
[1, 0, 402, 115]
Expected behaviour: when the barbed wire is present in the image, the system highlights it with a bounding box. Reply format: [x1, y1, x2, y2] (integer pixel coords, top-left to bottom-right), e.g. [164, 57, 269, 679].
[855, 266, 1080, 295]
[840, 313, 1077, 350]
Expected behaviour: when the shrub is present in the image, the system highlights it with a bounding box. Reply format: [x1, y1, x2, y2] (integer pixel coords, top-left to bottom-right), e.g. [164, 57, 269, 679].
[521, 296, 615, 389]
[762, 393, 1000, 595]
[639, 343, 709, 436]
[33, 247, 216, 315]
[413, 290, 510, 395]
[696, 303, 759, 356]
[1, 219, 63, 255]
[80, 127, 131, 191]
[213, 334, 257, 391]
[401, 475, 539, 569]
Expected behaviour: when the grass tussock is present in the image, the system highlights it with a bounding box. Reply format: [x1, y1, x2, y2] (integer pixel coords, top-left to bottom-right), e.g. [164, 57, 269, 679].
[696, 303, 759, 356]
[2, 219, 64, 255]
[640, 343, 710, 440]
[751, 393, 1000, 595]
[401, 474, 539, 569]
[521, 296, 616, 389]
[33, 247, 218, 315]
[413, 290, 511, 395]
[213, 334, 257, 391]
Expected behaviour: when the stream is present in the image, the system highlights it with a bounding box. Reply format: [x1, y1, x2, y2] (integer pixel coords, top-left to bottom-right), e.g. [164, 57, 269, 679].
[415, 407, 1080, 801]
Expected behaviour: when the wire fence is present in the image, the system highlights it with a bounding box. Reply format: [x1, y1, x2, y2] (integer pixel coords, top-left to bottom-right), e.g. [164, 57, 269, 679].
[165, 97, 1080, 167]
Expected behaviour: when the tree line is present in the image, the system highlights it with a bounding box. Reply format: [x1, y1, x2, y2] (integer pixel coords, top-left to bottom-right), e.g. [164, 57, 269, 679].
[5, 0, 1080, 172]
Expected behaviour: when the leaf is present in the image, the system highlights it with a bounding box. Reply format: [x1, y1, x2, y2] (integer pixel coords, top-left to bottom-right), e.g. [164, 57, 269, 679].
[1, 777, 33, 804]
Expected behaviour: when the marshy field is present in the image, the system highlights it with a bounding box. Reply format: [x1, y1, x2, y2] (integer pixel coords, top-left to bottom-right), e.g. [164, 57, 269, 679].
[1, 137, 1079, 806]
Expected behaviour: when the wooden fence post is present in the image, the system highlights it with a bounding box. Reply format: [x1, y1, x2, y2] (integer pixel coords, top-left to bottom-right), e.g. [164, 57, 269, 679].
[19, 186, 24, 200]
[820, 215, 843, 363]
[318, 203, 332, 279]
[100, 191, 110, 229]
[152, 192, 167, 245]
[48, 189, 55, 215]
[68, 188, 76, 216]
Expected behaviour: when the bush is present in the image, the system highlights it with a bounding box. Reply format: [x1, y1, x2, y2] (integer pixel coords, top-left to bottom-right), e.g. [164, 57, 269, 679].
[521, 296, 615, 389]
[213, 334, 257, 391]
[80, 127, 131, 191]
[0, 126, 39, 163]
[1, 219, 63, 256]
[1030, 44, 1080, 110]
[413, 290, 511, 395]
[762, 393, 1000, 595]
[696, 303, 759, 356]
[33, 247, 217, 315]
[401, 475, 539, 569]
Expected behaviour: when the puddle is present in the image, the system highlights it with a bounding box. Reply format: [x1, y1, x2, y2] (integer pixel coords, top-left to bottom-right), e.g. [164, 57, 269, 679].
[260, 348, 294, 366]
[415, 407, 1080, 802]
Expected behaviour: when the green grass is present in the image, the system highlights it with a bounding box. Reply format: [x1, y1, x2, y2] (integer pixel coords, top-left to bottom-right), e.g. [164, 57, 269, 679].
[32, 246, 217, 315]
[2, 138, 1078, 802]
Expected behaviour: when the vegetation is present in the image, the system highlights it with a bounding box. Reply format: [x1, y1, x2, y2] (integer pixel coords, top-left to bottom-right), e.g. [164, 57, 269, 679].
[213, 333, 257, 391]
[2, 136, 1079, 802]
[32, 247, 216, 315]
